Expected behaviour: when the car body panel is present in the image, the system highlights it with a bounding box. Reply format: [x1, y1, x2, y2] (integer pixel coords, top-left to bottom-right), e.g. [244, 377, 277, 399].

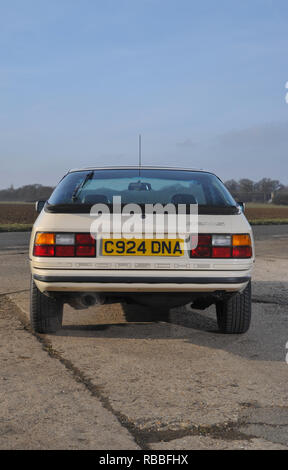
[29, 167, 254, 301]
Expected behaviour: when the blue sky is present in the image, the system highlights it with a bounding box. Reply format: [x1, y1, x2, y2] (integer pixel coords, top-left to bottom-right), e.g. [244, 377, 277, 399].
[1, 0, 288, 188]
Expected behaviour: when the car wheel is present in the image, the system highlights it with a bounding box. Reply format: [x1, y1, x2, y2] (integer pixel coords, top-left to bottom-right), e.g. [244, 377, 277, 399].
[216, 281, 251, 334]
[30, 278, 63, 333]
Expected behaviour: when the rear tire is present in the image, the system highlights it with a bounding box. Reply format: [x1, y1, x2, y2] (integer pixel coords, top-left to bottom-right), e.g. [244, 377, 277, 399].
[216, 281, 251, 334]
[30, 278, 63, 333]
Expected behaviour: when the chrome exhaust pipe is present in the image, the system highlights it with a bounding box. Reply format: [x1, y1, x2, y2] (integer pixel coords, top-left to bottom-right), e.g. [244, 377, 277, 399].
[67, 293, 105, 310]
[81, 293, 105, 307]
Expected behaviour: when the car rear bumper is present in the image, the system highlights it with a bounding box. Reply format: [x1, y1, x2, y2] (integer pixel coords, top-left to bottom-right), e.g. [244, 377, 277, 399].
[32, 269, 251, 293]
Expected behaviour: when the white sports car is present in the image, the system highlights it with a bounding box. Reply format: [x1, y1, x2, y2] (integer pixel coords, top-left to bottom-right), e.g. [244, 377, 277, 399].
[29, 167, 254, 334]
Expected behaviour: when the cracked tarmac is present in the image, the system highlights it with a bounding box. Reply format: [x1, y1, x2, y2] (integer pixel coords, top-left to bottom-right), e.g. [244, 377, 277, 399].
[0, 229, 287, 450]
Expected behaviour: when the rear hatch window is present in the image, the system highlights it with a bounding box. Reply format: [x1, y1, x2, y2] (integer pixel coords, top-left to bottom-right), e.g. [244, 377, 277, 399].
[47, 169, 238, 215]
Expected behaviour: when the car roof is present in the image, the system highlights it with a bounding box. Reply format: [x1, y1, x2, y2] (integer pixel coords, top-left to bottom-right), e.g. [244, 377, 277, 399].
[67, 166, 212, 174]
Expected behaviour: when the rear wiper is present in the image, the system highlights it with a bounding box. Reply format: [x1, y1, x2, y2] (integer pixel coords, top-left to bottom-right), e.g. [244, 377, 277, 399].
[72, 171, 94, 202]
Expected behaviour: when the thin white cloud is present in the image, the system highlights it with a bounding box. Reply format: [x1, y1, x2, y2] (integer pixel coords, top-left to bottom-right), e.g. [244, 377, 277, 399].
[215, 121, 288, 148]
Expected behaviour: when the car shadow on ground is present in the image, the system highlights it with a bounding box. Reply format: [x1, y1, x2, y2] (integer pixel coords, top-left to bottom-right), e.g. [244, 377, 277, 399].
[57, 281, 288, 362]
[59, 301, 219, 342]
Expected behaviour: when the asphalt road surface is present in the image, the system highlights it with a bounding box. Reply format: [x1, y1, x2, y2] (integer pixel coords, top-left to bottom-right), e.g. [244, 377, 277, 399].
[0, 226, 287, 450]
[251, 224, 288, 240]
[0, 231, 31, 251]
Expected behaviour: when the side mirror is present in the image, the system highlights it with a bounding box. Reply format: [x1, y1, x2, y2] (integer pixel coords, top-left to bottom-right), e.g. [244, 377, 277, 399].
[35, 200, 46, 213]
[237, 201, 246, 213]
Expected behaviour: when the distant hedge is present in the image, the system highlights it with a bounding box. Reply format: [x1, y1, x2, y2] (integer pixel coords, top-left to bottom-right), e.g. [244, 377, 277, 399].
[0, 184, 54, 202]
[273, 191, 288, 205]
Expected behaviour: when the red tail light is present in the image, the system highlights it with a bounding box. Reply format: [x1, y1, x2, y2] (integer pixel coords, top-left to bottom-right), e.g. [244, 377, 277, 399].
[33, 245, 55, 257]
[190, 234, 252, 259]
[232, 246, 252, 258]
[191, 235, 211, 257]
[191, 245, 211, 258]
[198, 235, 212, 245]
[33, 232, 96, 257]
[212, 246, 231, 258]
[55, 245, 75, 257]
[75, 234, 95, 245]
[76, 245, 96, 257]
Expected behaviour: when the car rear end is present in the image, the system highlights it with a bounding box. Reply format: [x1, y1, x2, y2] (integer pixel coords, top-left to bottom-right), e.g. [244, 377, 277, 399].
[29, 167, 254, 334]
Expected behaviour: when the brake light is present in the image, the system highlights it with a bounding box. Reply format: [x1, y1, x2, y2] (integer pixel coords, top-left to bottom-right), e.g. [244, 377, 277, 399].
[33, 232, 96, 257]
[33, 245, 55, 257]
[191, 235, 211, 257]
[55, 245, 75, 257]
[75, 233, 95, 245]
[190, 234, 252, 258]
[212, 246, 231, 258]
[198, 234, 212, 245]
[191, 245, 211, 258]
[232, 245, 252, 258]
[76, 245, 96, 257]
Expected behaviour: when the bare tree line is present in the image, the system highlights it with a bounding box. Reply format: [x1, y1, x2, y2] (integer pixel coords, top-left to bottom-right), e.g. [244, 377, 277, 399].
[0, 184, 55, 202]
[0, 178, 288, 204]
[224, 178, 288, 204]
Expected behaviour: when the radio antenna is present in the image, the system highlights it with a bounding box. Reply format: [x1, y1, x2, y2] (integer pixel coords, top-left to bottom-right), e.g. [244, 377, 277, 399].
[138, 134, 142, 177]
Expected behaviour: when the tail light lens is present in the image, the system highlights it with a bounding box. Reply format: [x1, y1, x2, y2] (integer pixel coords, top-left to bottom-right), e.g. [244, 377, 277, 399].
[191, 235, 211, 257]
[191, 245, 211, 258]
[76, 245, 96, 257]
[33, 232, 96, 257]
[232, 234, 251, 246]
[75, 234, 95, 245]
[55, 234, 75, 245]
[55, 245, 75, 257]
[190, 234, 252, 259]
[33, 245, 55, 257]
[212, 235, 231, 246]
[232, 246, 252, 258]
[35, 233, 55, 245]
[212, 246, 231, 258]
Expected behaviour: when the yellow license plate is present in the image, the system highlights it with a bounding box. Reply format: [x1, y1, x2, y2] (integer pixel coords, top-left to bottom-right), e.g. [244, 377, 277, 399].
[102, 239, 184, 256]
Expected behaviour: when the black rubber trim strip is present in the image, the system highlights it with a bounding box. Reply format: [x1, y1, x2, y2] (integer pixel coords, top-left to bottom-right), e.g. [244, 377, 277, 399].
[45, 203, 239, 215]
[33, 275, 250, 284]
